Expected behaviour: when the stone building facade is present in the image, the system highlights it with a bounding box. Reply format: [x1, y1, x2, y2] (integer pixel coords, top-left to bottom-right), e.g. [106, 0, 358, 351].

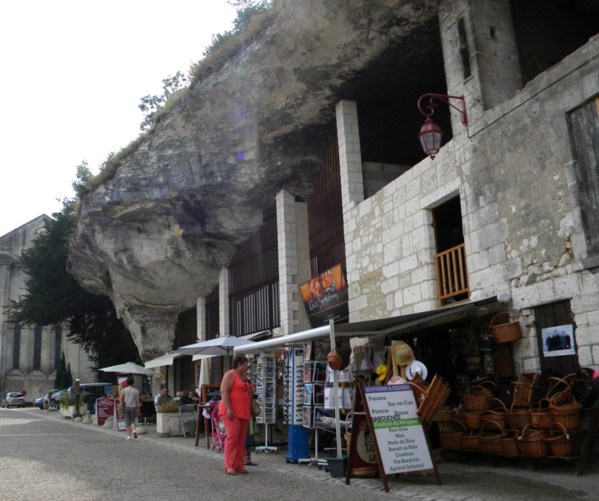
[0, 217, 94, 402]
[68, 1, 598, 391]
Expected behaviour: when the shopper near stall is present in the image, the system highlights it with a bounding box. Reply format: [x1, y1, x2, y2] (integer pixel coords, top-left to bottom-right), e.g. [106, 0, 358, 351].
[219, 355, 254, 475]
[120, 376, 141, 440]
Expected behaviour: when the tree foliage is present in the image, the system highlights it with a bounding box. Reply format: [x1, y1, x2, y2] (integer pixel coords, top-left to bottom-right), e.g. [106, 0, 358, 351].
[8, 164, 140, 371]
[138, 71, 188, 131]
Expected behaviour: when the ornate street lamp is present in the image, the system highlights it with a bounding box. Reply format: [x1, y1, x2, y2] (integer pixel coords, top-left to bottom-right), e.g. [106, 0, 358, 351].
[417, 93, 468, 159]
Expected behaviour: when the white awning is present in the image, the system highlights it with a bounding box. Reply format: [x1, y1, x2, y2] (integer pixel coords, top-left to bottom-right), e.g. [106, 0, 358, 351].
[234, 296, 499, 354]
[144, 352, 182, 369]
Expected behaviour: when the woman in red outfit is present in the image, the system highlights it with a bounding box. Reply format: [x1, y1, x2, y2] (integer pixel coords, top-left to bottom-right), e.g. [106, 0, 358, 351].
[219, 355, 254, 475]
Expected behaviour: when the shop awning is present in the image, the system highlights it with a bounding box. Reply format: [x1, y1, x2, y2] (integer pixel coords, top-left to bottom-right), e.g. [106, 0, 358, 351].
[234, 296, 499, 354]
[144, 352, 183, 369]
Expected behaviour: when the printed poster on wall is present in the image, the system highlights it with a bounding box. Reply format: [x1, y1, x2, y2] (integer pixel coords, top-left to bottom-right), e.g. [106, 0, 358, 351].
[542, 324, 576, 357]
[363, 384, 433, 475]
[299, 264, 348, 327]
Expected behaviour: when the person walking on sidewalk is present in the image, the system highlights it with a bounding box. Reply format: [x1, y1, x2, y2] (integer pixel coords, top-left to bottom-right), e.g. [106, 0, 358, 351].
[120, 376, 141, 440]
[219, 355, 254, 475]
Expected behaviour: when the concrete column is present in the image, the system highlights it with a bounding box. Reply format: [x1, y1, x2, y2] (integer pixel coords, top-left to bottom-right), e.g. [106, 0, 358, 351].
[276, 190, 311, 336]
[218, 268, 230, 337]
[336, 100, 364, 216]
[196, 296, 206, 342]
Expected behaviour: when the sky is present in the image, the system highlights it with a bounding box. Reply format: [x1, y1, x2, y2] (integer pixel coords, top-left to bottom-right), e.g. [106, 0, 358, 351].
[0, 0, 237, 237]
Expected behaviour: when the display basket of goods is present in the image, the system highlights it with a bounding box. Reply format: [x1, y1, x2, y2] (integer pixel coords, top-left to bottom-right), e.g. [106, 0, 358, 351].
[407, 374, 429, 407]
[548, 392, 582, 432]
[478, 420, 506, 456]
[464, 410, 481, 430]
[505, 402, 532, 430]
[489, 311, 522, 344]
[462, 383, 493, 412]
[544, 422, 574, 458]
[531, 399, 553, 430]
[545, 376, 574, 405]
[479, 398, 508, 428]
[512, 372, 538, 407]
[415, 374, 451, 428]
[500, 429, 520, 458]
[439, 419, 465, 450]
[517, 424, 547, 458]
[460, 429, 480, 451]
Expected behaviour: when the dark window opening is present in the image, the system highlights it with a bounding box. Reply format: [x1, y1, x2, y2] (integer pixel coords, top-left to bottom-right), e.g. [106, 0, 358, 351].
[432, 197, 469, 305]
[569, 96, 599, 256]
[33, 325, 42, 370]
[205, 286, 219, 340]
[458, 17, 472, 79]
[229, 205, 280, 336]
[13, 325, 21, 370]
[308, 127, 346, 277]
[54, 326, 62, 370]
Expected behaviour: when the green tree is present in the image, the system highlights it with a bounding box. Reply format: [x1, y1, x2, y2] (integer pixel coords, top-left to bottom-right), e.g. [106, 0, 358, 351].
[138, 71, 188, 131]
[54, 352, 66, 388]
[8, 165, 140, 372]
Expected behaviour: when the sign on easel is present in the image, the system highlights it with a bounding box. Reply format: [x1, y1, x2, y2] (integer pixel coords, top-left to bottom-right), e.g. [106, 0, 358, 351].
[364, 384, 433, 475]
[346, 382, 440, 492]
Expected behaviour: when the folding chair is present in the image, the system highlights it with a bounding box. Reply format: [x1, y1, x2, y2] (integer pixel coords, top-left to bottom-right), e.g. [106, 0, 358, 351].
[179, 404, 197, 437]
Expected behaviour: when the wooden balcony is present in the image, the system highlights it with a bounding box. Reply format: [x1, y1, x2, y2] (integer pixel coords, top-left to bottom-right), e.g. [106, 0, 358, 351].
[435, 243, 470, 305]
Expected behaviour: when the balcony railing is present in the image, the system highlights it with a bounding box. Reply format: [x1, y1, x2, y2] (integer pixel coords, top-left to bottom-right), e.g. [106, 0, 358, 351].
[435, 243, 470, 305]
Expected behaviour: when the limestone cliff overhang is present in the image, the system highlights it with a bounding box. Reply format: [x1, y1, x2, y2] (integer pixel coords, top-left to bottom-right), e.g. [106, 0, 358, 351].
[67, 0, 442, 357]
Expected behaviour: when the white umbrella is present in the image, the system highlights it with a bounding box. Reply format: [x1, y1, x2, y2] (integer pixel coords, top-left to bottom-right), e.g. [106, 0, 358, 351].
[99, 362, 154, 376]
[173, 335, 256, 357]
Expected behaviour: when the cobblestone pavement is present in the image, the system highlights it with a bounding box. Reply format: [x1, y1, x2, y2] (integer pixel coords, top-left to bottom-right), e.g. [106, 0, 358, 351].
[4, 408, 599, 500]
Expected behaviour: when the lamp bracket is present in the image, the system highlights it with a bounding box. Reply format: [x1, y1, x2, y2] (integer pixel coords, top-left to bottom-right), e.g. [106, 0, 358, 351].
[417, 93, 468, 126]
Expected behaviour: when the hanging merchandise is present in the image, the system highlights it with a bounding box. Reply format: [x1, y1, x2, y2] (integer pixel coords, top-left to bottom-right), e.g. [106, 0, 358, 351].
[406, 360, 428, 381]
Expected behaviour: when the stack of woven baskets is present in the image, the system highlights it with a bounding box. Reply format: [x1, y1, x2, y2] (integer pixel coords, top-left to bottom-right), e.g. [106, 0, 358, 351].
[438, 372, 584, 459]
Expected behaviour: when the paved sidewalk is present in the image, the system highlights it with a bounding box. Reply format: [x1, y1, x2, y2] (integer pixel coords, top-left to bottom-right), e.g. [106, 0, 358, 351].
[32, 408, 599, 500]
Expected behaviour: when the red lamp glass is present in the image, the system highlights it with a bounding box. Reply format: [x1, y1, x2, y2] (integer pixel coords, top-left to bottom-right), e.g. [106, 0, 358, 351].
[418, 118, 443, 159]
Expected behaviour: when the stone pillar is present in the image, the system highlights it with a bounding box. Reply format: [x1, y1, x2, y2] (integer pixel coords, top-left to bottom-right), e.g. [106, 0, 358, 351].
[219, 268, 230, 337]
[439, 0, 522, 124]
[336, 100, 364, 217]
[196, 296, 206, 342]
[276, 190, 311, 336]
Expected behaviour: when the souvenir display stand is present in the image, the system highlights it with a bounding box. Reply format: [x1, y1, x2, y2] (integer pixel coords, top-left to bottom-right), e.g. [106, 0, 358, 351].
[254, 355, 278, 453]
[284, 347, 310, 462]
[300, 360, 329, 466]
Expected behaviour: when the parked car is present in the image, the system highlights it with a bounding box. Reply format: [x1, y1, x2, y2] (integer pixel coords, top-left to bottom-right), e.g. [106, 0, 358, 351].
[49, 389, 68, 409]
[67, 383, 114, 413]
[2, 392, 25, 408]
[33, 395, 45, 409]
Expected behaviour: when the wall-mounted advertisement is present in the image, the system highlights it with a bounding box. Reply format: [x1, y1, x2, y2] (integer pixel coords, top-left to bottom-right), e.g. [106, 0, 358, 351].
[541, 324, 576, 357]
[299, 264, 348, 327]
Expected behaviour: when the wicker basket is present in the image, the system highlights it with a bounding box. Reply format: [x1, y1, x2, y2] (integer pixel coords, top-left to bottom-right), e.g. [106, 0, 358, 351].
[460, 430, 480, 451]
[465, 411, 482, 430]
[512, 372, 538, 407]
[479, 420, 506, 456]
[531, 398, 553, 430]
[548, 393, 582, 432]
[490, 312, 522, 344]
[462, 384, 492, 412]
[544, 422, 574, 457]
[480, 398, 507, 428]
[500, 429, 520, 458]
[439, 419, 465, 450]
[506, 403, 532, 430]
[517, 424, 547, 458]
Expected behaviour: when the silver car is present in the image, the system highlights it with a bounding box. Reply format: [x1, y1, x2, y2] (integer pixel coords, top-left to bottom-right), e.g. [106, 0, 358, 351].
[2, 392, 25, 408]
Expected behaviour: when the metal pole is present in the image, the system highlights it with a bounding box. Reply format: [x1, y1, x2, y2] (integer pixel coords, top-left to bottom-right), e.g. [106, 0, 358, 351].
[329, 319, 342, 458]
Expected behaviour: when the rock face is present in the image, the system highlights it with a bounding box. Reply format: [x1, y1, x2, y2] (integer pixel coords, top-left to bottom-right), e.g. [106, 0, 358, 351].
[68, 0, 438, 359]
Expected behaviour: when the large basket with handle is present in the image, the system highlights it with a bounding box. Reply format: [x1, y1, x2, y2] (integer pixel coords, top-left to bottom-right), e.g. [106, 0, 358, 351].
[439, 419, 465, 450]
[505, 403, 532, 430]
[544, 422, 574, 457]
[490, 311, 522, 344]
[517, 424, 547, 458]
[462, 383, 493, 412]
[548, 392, 582, 432]
[479, 420, 506, 456]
